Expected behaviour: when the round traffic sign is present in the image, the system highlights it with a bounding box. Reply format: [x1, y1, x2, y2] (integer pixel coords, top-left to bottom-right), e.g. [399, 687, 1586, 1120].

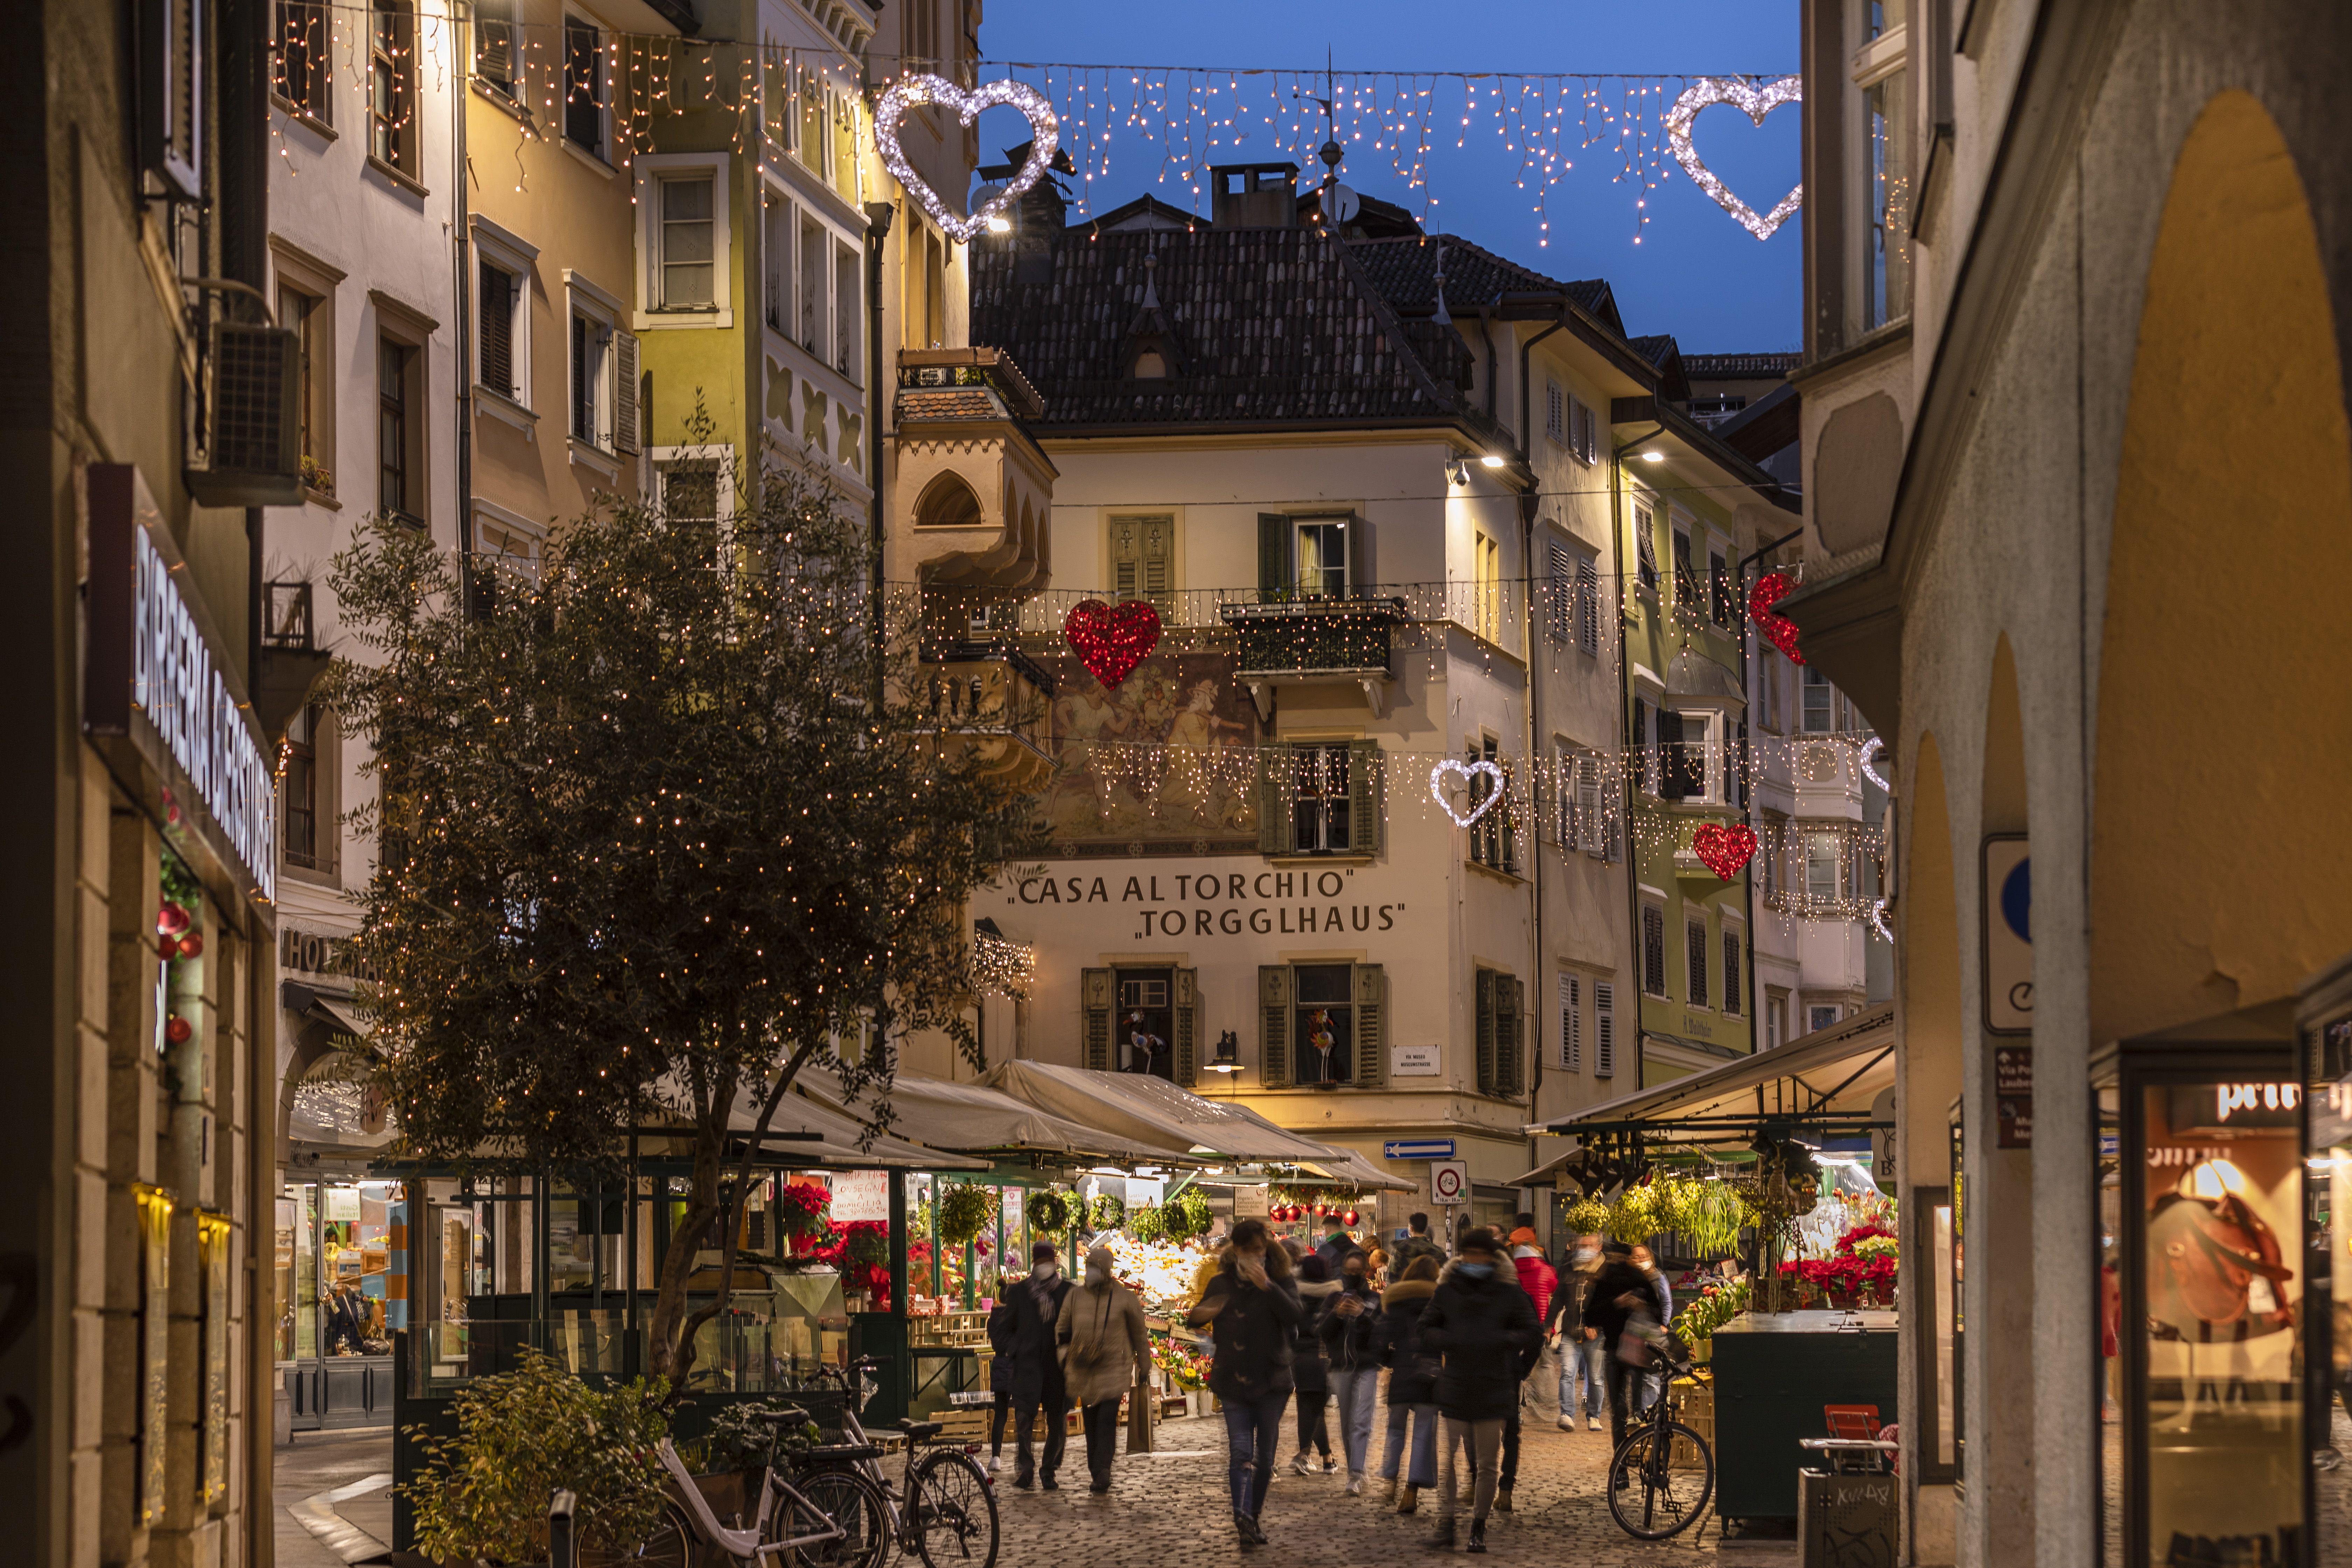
[1431, 1161, 1468, 1203]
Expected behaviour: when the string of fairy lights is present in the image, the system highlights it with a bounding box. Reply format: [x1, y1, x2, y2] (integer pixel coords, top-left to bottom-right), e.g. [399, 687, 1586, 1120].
[261, 4, 1787, 247]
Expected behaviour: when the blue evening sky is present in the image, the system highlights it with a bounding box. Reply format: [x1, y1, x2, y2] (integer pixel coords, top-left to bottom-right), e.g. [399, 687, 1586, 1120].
[970, 0, 1801, 352]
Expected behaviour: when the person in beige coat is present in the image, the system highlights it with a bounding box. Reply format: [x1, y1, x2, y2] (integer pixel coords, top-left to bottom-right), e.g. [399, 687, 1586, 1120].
[1058, 1243, 1152, 1493]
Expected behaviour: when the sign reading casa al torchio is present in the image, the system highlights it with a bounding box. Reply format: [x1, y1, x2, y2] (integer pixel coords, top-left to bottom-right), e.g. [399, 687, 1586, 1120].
[1006, 864, 1406, 942]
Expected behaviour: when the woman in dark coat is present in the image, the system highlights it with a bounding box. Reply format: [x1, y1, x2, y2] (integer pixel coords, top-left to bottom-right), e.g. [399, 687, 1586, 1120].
[1373, 1254, 1442, 1512]
[1003, 1240, 1073, 1490]
[1290, 1254, 1339, 1474]
[1186, 1218, 1304, 1546]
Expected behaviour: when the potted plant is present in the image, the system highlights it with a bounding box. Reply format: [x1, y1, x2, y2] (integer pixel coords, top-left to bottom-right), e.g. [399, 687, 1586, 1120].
[772, 1181, 833, 1250]
[939, 1184, 995, 1251]
[400, 1349, 670, 1566]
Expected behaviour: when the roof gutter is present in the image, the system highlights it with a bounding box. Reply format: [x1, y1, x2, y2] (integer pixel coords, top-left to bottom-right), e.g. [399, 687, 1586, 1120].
[1396, 291, 1661, 388]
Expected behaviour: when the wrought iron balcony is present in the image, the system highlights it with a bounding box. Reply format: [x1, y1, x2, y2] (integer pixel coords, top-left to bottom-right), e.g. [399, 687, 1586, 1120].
[1217, 595, 1408, 720]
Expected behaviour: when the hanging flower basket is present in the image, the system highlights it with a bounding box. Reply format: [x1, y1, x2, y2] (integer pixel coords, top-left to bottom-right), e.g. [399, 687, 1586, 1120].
[773, 1182, 832, 1243]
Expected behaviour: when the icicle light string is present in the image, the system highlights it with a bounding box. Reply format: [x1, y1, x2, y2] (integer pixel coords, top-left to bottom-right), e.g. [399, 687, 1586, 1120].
[260, 9, 1777, 242]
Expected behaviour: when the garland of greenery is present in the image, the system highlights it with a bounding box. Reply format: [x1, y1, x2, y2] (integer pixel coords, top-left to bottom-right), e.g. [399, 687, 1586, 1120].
[939, 1184, 995, 1250]
[1164, 1188, 1213, 1241]
[1027, 1190, 1072, 1234]
[1088, 1193, 1126, 1231]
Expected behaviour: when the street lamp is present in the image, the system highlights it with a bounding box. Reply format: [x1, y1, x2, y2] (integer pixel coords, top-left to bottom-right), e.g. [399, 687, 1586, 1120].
[1206, 1029, 1242, 1072]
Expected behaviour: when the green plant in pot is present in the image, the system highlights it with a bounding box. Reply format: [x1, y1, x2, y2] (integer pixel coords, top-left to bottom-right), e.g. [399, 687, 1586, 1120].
[702, 1400, 823, 1481]
[400, 1349, 671, 1566]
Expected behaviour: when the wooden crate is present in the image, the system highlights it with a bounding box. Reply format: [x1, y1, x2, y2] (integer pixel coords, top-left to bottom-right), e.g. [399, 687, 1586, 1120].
[1669, 1378, 1715, 1470]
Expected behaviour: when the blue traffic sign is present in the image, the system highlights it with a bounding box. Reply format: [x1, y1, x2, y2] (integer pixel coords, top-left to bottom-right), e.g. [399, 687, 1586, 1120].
[1384, 1139, 1457, 1160]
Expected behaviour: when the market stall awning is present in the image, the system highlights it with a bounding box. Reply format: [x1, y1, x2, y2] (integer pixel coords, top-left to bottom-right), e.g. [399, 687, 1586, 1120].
[630, 1080, 991, 1171]
[1296, 1145, 1420, 1193]
[979, 1060, 1363, 1168]
[1535, 1003, 1897, 1139]
[792, 1067, 1194, 1166]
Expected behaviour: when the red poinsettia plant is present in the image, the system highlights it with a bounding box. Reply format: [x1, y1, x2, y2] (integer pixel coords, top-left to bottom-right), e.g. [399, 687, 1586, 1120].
[774, 1181, 833, 1244]
[1779, 1222, 1900, 1306]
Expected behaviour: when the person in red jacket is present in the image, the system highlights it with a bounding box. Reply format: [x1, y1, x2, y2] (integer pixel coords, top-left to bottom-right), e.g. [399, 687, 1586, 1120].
[1508, 1227, 1556, 1323]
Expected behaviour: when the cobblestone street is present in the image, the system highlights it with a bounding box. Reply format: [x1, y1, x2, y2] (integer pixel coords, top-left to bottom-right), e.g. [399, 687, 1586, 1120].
[990, 1412, 1797, 1567]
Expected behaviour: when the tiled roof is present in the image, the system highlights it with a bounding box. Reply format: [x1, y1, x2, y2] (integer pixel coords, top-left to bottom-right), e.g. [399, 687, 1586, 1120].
[895, 387, 1002, 422]
[1344, 235, 1621, 334]
[969, 226, 1475, 432]
[1681, 352, 1803, 379]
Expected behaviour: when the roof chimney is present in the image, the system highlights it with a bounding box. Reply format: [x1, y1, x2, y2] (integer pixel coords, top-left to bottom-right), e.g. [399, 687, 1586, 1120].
[1208, 163, 1300, 229]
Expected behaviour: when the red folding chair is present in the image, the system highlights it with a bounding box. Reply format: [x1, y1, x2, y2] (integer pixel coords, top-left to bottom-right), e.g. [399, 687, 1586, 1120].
[1823, 1404, 1881, 1441]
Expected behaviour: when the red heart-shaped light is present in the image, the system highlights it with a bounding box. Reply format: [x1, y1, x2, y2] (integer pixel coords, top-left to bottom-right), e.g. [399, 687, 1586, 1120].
[1748, 572, 1806, 665]
[1063, 598, 1162, 688]
[1692, 822, 1759, 880]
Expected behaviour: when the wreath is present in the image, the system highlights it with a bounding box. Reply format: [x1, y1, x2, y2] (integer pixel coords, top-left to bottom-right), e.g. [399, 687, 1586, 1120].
[939, 1184, 995, 1250]
[1164, 1188, 1213, 1241]
[1088, 1193, 1126, 1231]
[1027, 1190, 1072, 1234]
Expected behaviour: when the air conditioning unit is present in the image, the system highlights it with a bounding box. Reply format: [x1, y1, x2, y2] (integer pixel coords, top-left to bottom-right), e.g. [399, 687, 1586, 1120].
[187, 321, 304, 507]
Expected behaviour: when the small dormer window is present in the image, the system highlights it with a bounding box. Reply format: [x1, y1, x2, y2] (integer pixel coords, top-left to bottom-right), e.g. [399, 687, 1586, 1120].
[1132, 350, 1168, 380]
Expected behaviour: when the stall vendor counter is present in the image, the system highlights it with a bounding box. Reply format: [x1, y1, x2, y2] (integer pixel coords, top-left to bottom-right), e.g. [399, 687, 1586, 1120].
[1710, 1309, 1898, 1525]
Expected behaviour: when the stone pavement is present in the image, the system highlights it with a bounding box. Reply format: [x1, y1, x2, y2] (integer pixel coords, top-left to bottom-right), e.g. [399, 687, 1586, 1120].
[989, 1410, 1797, 1567]
[273, 1426, 396, 1567]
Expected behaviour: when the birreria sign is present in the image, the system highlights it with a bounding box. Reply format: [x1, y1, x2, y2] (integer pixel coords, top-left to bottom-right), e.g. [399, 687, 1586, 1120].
[85, 465, 278, 902]
[1001, 862, 1410, 945]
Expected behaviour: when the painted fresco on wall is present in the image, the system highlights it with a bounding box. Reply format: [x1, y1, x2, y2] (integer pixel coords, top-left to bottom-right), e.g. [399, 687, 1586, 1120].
[1036, 650, 1259, 852]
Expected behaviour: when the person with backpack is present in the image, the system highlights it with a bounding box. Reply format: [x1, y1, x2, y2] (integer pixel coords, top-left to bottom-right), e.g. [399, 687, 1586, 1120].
[1290, 1254, 1340, 1474]
[1417, 1229, 1540, 1553]
[1388, 1212, 1446, 1283]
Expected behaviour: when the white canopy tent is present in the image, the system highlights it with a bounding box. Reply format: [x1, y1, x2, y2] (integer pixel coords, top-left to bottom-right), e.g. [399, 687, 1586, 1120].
[790, 1067, 1194, 1166]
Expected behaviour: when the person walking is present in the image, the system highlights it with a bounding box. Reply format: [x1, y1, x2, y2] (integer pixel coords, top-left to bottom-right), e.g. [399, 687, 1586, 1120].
[1632, 1243, 1675, 1412]
[1586, 1239, 1654, 1466]
[1374, 1254, 1442, 1513]
[1491, 1225, 1553, 1515]
[1290, 1254, 1340, 1474]
[1544, 1234, 1606, 1432]
[985, 1284, 1016, 1474]
[1389, 1212, 1446, 1283]
[1315, 1211, 1356, 1272]
[1187, 1218, 1304, 1547]
[1059, 1243, 1150, 1494]
[1006, 1241, 1074, 1490]
[1417, 1229, 1539, 1553]
[1317, 1247, 1382, 1494]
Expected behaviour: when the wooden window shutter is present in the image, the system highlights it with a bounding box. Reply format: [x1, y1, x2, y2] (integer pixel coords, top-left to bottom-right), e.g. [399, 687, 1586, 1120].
[1546, 542, 1571, 642]
[1658, 709, 1694, 800]
[1577, 757, 1604, 857]
[1256, 745, 1293, 855]
[1345, 513, 1374, 597]
[1110, 517, 1139, 600]
[1558, 973, 1581, 1071]
[1258, 965, 1292, 1087]
[1140, 515, 1174, 610]
[1257, 513, 1290, 598]
[1642, 906, 1666, 996]
[1475, 968, 1497, 1094]
[1594, 981, 1616, 1077]
[1174, 968, 1199, 1085]
[1686, 917, 1709, 1008]
[614, 330, 640, 455]
[1576, 555, 1600, 655]
[1734, 719, 1749, 809]
[1721, 931, 1742, 1017]
[1352, 964, 1386, 1088]
[1080, 967, 1113, 1072]
[477, 1, 514, 88]
[1346, 739, 1381, 855]
[1495, 975, 1522, 1096]
[479, 262, 514, 398]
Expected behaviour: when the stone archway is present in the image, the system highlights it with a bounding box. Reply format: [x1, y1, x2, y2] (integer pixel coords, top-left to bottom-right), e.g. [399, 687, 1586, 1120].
[2091, 89, 2352, 1043]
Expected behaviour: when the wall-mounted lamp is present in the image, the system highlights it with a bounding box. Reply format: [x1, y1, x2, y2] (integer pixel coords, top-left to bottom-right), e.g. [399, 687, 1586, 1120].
[1640, 449, 1666, 463]
[1479, 454, 1505, 469]
[1444, 458, 1470, 486]
[1207, 1030, 1242, 1072]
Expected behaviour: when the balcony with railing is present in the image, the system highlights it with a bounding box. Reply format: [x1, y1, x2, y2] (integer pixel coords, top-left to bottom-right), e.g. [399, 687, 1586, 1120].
[915, 638, 1057, 793]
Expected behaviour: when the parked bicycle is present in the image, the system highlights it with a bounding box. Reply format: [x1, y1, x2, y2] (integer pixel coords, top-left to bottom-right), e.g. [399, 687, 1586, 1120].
[1606, 1349, 1715, 1541]
[579, 1404, 890, 1568]
[808, 1356, 1000, 1568]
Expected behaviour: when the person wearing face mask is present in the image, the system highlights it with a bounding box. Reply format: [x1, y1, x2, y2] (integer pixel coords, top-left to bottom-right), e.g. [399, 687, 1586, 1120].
[1586, 1239, 1653, 1468]
[1630, 1244, 1674, 1412]
[1058, 1243, 1150, 1494]
[1188, 1218, 1304, 1547]
[1316, 1247, 1382, 1493]
[1005, 1240, 1074, 1491]
[1289, 1255, 1340, 1475]
[1544, 1234, 1605, 1432]
[1415, 1229, 1539, 1553]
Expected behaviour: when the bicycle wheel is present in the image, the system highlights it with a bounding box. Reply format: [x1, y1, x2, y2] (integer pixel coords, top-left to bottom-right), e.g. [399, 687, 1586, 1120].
[768, 1468, 891, 1568]
[579, 1503, 694, 1568]
[1606, 1422, 1714, 1541]
[910, 1449, 999, 1568]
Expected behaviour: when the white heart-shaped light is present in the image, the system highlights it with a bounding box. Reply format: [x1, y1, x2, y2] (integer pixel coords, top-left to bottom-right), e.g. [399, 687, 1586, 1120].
[872, 75, 1061, 245]
[1663, 76, 1804, 241]
[1857, 737, 1890, 793]
[1429, 759, 1506, 829]
[1868, 897, 1894, 944]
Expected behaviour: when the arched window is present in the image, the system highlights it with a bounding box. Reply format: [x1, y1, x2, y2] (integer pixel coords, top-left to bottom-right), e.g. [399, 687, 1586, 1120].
[915, 472, 983, 527]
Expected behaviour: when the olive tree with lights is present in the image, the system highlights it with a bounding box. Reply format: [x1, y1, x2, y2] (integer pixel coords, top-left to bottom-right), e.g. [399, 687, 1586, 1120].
[326, 438, 1035, 1384]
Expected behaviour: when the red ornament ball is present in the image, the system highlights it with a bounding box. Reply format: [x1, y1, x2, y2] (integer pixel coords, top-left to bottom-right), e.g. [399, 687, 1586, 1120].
[1748, 572, 1806, 665]
[1062, 598, 1162, 689]
[176, 932, 204, 960]
[1343, 1209, 1360, 1227]
[156, 901, 191, 937]
[156, 935, 180, 962]
[165, 1015, 192, 1045]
